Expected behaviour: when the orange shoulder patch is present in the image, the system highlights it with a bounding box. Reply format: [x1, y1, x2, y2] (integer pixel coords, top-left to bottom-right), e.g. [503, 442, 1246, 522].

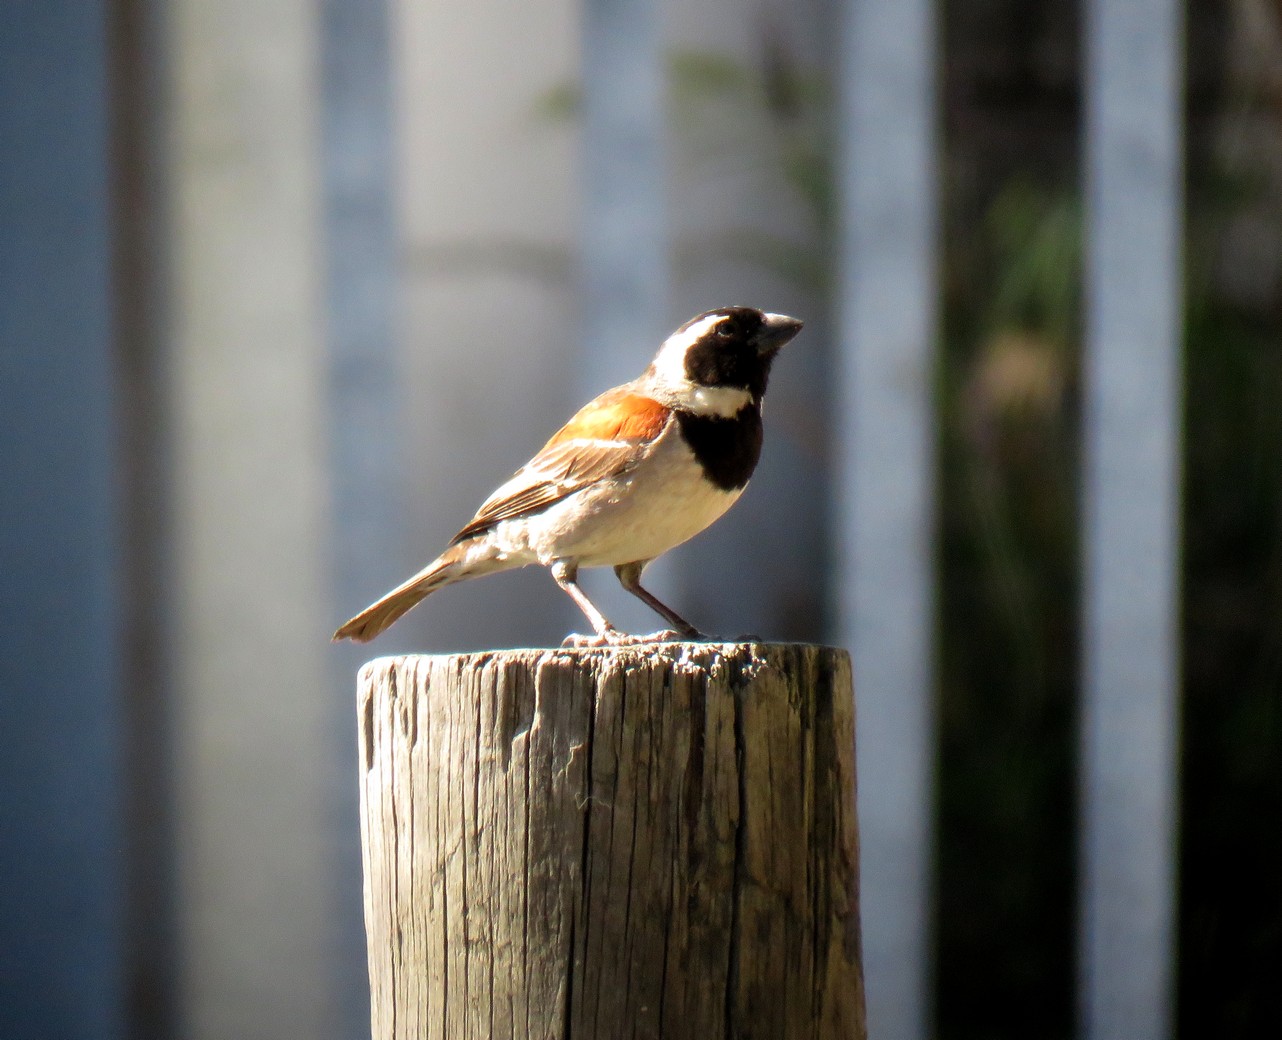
[547, 389, 670, 446]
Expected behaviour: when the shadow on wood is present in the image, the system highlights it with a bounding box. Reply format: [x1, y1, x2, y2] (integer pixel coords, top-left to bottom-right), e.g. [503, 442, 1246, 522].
[357, 643, 865, 1040]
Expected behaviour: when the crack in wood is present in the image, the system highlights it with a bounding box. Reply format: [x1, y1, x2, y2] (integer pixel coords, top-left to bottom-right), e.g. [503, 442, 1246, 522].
[356, 645, 864, 1039]
[725, 672, 747, 1040]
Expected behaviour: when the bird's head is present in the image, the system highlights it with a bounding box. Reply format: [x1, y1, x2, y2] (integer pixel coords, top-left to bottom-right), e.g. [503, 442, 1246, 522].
[642, 307, 804, 416]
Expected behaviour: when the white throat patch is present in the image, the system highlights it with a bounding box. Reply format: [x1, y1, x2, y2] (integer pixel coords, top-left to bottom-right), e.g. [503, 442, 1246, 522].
[681, 385, 753, 416]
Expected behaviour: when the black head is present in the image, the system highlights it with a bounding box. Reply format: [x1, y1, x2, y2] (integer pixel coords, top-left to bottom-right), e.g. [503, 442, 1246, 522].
[674, 307, 804, 400]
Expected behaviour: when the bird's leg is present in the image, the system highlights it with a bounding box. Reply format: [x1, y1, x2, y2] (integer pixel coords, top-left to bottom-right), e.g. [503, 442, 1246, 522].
[614, 561, 706, 641]
[552, 560, 624, 646]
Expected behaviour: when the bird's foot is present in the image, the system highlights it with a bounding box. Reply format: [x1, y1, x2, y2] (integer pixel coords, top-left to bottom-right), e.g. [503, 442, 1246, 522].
[561, 628, 640, 648]
[634, 628, 702, 644]
[561, 631, 607, 648]
[560, 628, 703, 648]
[672, 631, 764, 643]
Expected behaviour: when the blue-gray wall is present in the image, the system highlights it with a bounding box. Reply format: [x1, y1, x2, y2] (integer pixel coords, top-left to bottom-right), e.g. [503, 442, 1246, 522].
[0, 3, 124, 1037]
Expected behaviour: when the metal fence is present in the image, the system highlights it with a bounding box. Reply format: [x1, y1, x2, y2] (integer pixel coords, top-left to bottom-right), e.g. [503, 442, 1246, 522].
[581, 2, 1185, 1037]
[0, 0, 1183, 1037]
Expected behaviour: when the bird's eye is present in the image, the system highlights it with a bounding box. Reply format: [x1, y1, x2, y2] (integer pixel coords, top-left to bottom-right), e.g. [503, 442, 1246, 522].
[715, 324, 732, 339]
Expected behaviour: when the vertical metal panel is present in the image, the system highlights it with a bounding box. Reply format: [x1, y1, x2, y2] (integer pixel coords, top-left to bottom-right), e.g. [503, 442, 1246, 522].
[390, 0, 580, 650]
[322, 1, 399, 639]
[166, 1, 340, 1036]
[318, 2, 395, 1033]
[581, 0, 666, 389]
[834, 2, 939, 1038]
[1080, 2, 1184, 1038]
[0, 2, 124, 1037]
[580, 0, 672, 611]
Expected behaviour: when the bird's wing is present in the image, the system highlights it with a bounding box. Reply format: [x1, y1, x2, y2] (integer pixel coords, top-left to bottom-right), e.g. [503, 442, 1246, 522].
[449, 387, 672, 544]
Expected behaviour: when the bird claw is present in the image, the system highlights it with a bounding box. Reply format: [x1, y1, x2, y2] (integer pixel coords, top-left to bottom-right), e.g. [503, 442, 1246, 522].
[560, 632, 608, 648]
[560, 628, 702, 648]
[637, 629, 700, 644]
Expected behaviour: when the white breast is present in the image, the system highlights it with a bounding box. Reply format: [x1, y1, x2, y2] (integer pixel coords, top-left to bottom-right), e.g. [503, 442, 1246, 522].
[491, 421, 742, 568]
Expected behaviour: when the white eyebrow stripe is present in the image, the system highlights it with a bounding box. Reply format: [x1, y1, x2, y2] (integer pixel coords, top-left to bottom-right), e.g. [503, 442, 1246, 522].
[649, 315, 724, 389]
[670, 314, 724, 348]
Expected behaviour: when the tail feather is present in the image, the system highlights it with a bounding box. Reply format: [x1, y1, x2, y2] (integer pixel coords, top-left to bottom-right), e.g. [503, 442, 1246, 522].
[333, 542, 494, 643]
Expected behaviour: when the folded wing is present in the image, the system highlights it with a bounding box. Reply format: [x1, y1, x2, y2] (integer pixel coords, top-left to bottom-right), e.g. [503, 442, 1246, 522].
[449, 387, 672, 544]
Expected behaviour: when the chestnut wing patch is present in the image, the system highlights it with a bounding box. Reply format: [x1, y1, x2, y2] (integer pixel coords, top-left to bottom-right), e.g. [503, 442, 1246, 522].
[545, 389, 670, 445]
[449, 390, 671, 544]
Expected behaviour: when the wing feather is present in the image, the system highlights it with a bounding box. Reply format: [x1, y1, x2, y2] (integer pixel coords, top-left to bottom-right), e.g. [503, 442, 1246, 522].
[449, 388, 671, 545]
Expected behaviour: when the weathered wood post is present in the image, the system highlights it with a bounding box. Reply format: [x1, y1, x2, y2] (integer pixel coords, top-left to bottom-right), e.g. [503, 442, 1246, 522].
[357, 643, 865, 1040]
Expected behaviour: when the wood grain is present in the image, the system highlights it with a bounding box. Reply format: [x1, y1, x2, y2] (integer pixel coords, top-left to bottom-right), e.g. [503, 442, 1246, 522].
[357, 643, 865, 1040]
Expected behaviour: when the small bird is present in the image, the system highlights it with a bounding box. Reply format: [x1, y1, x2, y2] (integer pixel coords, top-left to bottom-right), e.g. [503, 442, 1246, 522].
[333, 306, 803, 645]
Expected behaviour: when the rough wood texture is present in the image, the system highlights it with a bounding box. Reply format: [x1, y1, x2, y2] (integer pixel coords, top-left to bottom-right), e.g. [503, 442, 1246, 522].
[357, 643, 865, 1040]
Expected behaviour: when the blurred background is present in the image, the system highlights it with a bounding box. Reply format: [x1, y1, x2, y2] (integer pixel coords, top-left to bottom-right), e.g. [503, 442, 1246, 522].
[1, 0, 1278, 1038]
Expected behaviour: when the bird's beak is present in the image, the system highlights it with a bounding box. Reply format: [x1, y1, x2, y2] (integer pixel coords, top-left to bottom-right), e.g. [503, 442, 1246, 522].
[754, 313, 804, 355]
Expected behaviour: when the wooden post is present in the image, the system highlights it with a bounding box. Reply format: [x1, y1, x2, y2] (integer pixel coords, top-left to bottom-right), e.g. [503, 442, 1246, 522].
[357, 643, 866, 1040]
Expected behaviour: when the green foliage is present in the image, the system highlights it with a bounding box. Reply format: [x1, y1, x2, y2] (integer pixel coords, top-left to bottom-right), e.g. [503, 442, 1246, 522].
[935, 179, 1082, 1039]
[1179, 304, 1282, 1035]
[982, 180, 1081, 343]
[533, 81, 581, 122]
